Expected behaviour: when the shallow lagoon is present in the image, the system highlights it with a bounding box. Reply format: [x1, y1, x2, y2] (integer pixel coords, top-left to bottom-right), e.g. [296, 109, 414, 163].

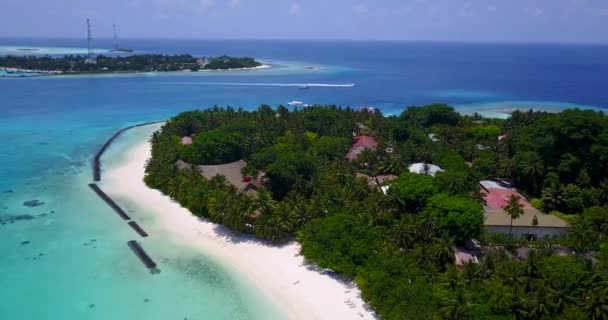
[0, 69, 46, 77]
[0, 45, 111, 56]
[0, 123, 283, 319]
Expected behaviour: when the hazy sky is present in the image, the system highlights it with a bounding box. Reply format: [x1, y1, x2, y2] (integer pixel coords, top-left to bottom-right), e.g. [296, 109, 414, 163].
[1, 0, 607, 43]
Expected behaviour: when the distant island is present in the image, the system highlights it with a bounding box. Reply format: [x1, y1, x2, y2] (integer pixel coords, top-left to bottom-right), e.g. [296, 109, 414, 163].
[0, 54, 265, 75]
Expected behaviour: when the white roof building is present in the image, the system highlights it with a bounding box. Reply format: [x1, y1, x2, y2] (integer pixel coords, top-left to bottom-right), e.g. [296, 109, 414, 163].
[408, 163, 444, 177]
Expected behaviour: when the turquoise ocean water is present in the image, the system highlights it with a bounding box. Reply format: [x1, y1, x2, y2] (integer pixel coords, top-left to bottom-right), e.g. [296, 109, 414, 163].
[1, 39, 608, 319]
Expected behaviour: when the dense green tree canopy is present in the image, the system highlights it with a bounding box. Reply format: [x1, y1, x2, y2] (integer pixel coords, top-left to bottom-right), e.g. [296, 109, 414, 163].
[425, 193, 484, 243]
[298, 214, 380, 278]
[202, 55, 261, 69]
[389, 172, 439, 213]
[143, 104, 608, 320]
[401, 104, 462, 128]
[506, 109, 608, 211]
[311, 136, 351, 161]
[0, 54, 262, 73]
[470, 124, 501, 141]
[187, 128, 245, 164]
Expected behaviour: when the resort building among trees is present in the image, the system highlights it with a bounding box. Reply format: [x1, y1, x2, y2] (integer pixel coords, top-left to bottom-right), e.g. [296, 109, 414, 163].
[346, 135, 377, 162]
[480, 180, 569, 239]
[175, 159, 262, 195]
[180, 136, 193, 145]
[408, 163, 444, 177]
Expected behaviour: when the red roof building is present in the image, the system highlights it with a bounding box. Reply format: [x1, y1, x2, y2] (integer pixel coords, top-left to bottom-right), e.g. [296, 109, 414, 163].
[346, 135, 378, 162]
[483, 188, 533, 210]
[479, 180, 532, 210]
[180, 136, 193, 145]
[375, 174, 398, 185]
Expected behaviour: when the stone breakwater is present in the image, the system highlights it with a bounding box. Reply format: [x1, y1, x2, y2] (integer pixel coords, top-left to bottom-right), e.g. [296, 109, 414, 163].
[90, 121, 164, 273]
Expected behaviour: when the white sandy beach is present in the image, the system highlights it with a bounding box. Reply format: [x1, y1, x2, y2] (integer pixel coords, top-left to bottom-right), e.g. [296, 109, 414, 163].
[199, 64, 272, 72]
[101, 138, 376, 320]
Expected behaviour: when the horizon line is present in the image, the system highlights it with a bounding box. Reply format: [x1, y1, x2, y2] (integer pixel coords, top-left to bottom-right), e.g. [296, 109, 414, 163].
[1, 36, 607, 46]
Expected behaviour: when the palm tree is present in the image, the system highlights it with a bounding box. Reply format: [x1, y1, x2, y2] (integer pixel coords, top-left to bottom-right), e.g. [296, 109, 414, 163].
[480, 253, 497, 279]
[352, 177, 371, 200]
[150, 130, 160, 144]
[293, 175, 313, 196]
[418, 142, 433, 164]
[529, 283, 555, 319]
[241, 196, 258, 221]
[167, 173, 188, 199]
[284, 192, 307, 229]
[440, 265, 462, 291]
[488, 282, 515, 314]
[472, 188, 486, 205]
[357, 148, 377, 169]
[386, 187, 407, 214]
[461, 261, 481, 287]
[222, 196, 247, 233]
[166, 177, 180, 198]
[253, 188, 276, 217]
[498, 262, 525, 289]
[489, 278, 530, 319]
[541, 186, 563, 212]
[599, 179, 608, 205]
[582, 286, 608, 320]
[569, 217, 596, 254]
[439, 288, 469, 320]
[413, 242, 433, 265]
[432, 232, 456, 269]
[503, 195, 524, 237]
[377, 154, 406, 174]
[498, 157, 514, 181]
[518, 152, 544, 194]
[304, 194, 328, 220]
[209, 174, 229, 189]
[254, 202, 292, 241]
[207, 189, 228, 223]
[551, 278, 577, 314]
[391, 216, 416, 250]
[436, 171, 470, 195]
[522, 249, 541, 278]
[188, 185, 209, 217]
[415, 214, 438, 243]
[438, 127, 458, 147]
[510, 296, 530, 320]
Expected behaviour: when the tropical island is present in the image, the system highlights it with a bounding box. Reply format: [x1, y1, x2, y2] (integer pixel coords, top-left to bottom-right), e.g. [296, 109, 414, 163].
[142, 104, 608, 319]
[0, 54, 264, 75]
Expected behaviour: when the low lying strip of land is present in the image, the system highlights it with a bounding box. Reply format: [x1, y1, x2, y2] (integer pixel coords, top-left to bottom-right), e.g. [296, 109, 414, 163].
[0, 54, 264, 75]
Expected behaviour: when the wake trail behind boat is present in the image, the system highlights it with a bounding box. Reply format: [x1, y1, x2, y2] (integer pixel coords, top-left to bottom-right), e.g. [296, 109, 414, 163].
[165, 82, 356, 88]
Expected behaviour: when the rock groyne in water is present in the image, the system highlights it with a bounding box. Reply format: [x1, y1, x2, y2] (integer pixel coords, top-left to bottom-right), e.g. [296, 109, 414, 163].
[90, 121, 163, 273]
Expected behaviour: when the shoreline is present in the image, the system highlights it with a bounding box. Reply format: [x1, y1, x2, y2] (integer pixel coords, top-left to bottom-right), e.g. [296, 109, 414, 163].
[91, 120, 165, 181]
[0, 64, 272, 78]
[197, 64, 272, 72]
[100, 128, 377, 320]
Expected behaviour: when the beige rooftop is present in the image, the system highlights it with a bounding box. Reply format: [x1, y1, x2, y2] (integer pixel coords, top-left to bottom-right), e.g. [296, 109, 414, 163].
[175, 159, 260, 194]
[484, 207, 569, 228]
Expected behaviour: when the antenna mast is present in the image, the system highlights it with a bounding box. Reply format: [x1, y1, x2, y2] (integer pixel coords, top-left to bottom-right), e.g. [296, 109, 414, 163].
[113, 24, 118, 51]
[86, 18, 93, 62]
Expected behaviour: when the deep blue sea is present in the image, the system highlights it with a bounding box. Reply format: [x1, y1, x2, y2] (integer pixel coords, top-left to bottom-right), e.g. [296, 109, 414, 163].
[1, 38, 607, 319]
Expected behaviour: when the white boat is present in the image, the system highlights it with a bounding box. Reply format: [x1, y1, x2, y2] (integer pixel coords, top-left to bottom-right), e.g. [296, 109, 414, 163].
[288, 100, 304, 107]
